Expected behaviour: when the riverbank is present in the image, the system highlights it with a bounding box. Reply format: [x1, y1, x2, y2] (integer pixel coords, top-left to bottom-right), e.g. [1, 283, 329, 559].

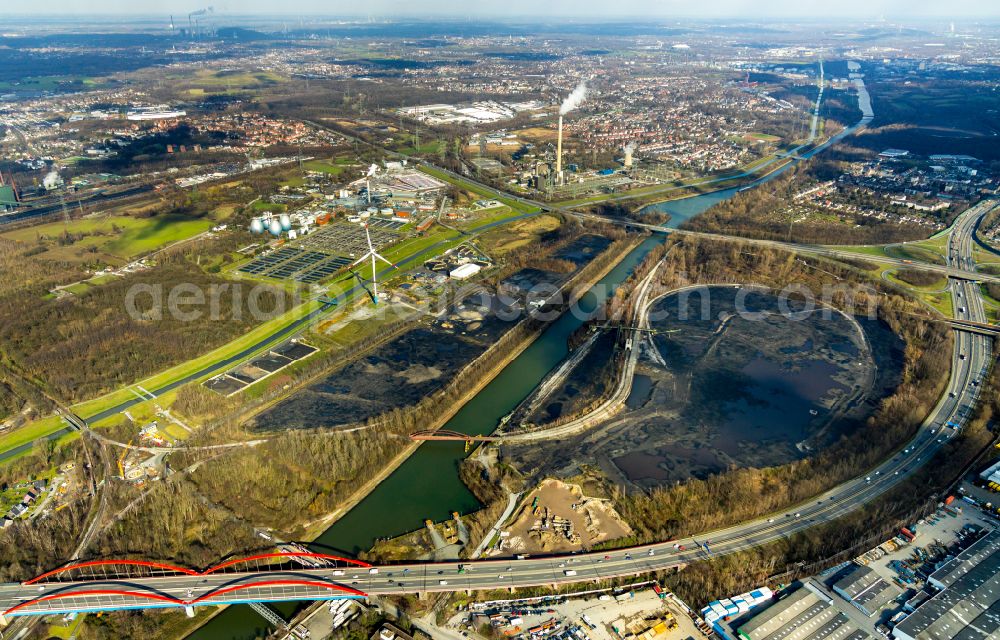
[298, 234, 645, 542]
[183, 234, 651, 640]
[628, 156, 796, 212]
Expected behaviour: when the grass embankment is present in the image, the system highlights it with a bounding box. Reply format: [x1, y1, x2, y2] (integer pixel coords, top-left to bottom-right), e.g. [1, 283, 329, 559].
[835, 241, 948, 267]
[834, 245, 891, 259]
[883, 269, 954, 317]
[885, 243, 947, 265]
[972, 239, 1000, 269]
[978, 284, 1000, 323]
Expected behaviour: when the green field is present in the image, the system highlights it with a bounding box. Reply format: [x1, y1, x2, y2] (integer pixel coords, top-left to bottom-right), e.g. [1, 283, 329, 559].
[302, 159, 351, 176]
[251, 201, 288, 213]
[0, 415, 68, 454]
[61, 273, 117, 296]
[747, 132, 782, 142]
[1, 214, 215, 261]
[178, 70, 288, 96]
[885, 244, 947, 266]
[0, 75, 99, 92]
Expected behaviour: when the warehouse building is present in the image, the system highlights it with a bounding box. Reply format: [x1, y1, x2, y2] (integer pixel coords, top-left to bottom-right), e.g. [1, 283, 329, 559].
[0, 185, 17, 212]
[892, 529, 1000, 640]
[832, 565, 901, 617]
[737, 585, 871, 640]
[978, 459, 1000, 487]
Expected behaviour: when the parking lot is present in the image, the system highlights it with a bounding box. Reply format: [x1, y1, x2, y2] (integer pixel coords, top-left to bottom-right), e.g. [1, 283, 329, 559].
[858, 503, 995, 588]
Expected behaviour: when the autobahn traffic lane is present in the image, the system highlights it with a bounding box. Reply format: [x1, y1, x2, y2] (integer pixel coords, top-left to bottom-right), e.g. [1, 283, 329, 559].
[1, 202, 994, 620]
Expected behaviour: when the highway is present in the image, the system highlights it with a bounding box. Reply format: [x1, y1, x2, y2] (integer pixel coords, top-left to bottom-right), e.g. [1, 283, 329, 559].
[0, 72, 993, 620]
[0, 205, 993, 622]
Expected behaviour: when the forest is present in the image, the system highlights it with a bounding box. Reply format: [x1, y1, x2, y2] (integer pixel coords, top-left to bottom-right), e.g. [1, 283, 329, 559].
[0, 255, 284, 402]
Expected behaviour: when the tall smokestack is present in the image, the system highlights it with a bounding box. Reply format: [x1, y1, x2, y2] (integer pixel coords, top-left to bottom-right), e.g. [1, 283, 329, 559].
[624, 145, 634, 169]
[556, 115, 564, 182]
[555, 81, 587, 187]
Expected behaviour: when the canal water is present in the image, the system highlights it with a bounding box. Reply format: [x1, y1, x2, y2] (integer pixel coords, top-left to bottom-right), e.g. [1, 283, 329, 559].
[189, 79, 874, 640]
[188, 148, 840, 640]
[188, 235, 666, 639]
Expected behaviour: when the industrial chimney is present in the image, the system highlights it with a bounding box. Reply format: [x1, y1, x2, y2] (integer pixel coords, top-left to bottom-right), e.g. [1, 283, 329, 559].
[556, 115, 564, 184]
[555, 81, 586, 187]
[624, 145, 634, 169]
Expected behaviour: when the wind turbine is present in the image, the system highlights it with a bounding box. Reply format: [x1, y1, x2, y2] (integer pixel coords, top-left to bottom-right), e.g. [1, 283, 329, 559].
[350, 224, 396, 304]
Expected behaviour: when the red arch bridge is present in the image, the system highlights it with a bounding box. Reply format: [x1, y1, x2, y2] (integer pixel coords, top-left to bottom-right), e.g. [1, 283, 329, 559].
[0, 551, 371, 622]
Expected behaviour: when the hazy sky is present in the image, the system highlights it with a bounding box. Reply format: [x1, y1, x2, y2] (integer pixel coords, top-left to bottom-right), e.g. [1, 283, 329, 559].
[8, 0, 1000, 18]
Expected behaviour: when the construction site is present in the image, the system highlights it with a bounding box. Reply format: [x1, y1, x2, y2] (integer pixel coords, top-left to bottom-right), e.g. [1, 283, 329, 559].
[491, 479, 632, 556]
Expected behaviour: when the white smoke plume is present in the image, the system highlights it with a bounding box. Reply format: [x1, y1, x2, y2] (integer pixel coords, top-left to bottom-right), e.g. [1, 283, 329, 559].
[42, 171, 60, 190]
[624, 141, 637, 153]
[559, 81, 588, 116]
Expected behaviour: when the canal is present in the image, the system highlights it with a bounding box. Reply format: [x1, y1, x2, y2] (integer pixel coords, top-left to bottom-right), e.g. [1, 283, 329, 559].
[187, 152, 823, 640]
[188, 70, 874, 640]
[188, 234, 667, 640]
